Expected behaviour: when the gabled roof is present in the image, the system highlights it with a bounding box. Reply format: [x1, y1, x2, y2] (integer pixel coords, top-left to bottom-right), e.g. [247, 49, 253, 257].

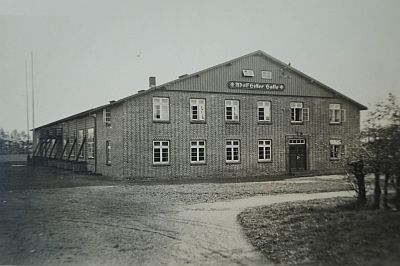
[35, 50, 367, 130]
[154, 50, 367, 110]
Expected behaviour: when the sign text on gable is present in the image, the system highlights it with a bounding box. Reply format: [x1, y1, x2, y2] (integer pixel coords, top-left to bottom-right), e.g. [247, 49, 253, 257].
[227, 81, 285, 91]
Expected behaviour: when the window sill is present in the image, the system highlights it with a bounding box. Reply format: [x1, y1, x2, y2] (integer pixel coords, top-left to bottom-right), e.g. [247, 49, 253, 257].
[106, 163, 112, 166]
[226, 161, 241, 164]
[190, 162, 206, 165]
[153, 163, 170, 166]
[88, 157, 95, 160]
[225, 121, 240, 124]
[258, 121, 272, 125]
[190, 120, 206, 124]
[291, 121, 304, 125]
[330, 158, 341, 161]
[258, 160, 273, 163]
[329, 122, 342, 125]
[153, 120, 170, 124]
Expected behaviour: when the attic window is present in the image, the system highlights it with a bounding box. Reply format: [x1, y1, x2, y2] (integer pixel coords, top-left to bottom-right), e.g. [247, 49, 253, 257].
[242, 69, 254, 77]
[261, 71, 272, 80]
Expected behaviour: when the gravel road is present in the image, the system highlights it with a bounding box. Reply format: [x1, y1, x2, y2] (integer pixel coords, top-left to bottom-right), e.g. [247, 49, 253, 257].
[0, 165, 351, 265]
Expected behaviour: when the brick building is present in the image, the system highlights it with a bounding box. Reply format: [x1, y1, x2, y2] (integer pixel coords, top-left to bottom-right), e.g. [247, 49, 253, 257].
[33, 50, 367, 179]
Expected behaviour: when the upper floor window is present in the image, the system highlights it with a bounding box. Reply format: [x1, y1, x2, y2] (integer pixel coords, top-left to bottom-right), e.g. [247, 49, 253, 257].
[153, 141, 169, 164]
[261, 70, 272, 80]
[87, 128, 95, 159]
[329, 139, 342, 159]
[258, 101, 271, 122]
[77, 129, 84, 158]
[190, 140, 206, 164]
[103, 107, 111, 126]
[106, 140, 111, 165]
[153, 97, 169, 121]
[329, 104, 346, 123]
[225, 100, 239, 122]
[258, 140, 272, 162]
[290, 102, 309, 123]
[190, 99, 205, 122]
[226, 140, 240, 163]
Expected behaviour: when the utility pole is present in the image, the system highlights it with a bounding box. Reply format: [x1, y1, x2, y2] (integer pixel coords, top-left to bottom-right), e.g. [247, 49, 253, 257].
[25, 60, 30, 155]
[31, 51, 35, 153]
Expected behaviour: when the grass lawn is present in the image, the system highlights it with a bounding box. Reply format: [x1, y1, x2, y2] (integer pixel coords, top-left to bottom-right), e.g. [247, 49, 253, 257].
[238, 197, 400, 265]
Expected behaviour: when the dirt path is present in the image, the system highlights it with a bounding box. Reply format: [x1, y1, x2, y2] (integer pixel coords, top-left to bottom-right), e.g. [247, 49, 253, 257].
[0, 166, 353, 265]
[158, 191, 354, 265]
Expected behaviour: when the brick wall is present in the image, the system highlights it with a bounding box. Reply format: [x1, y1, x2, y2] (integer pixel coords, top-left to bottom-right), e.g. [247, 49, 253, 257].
[122, 90, 361, 179]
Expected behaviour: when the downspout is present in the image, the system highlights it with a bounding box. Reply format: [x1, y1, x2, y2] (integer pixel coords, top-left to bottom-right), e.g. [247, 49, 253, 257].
[90, 113, 97, 174]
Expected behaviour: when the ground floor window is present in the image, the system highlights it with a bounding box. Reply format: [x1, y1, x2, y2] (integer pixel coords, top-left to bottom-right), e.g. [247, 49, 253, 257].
[106, 140, 111, 165]
[153, 141, 169, 164]
[191, 140, 205, 164]
[329, 139, 342, 159]
[226, 140, 240, 163]
[77, 129, 84, 158]
[87, 128, 95, 159]
[258, 139, 272, 162]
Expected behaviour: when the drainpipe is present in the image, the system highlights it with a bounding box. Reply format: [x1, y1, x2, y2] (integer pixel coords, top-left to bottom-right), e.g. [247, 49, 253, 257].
[90, 113, 97, 174]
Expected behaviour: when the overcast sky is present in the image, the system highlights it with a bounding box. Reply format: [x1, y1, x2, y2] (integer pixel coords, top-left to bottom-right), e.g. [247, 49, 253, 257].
[1, 0, 399, 132]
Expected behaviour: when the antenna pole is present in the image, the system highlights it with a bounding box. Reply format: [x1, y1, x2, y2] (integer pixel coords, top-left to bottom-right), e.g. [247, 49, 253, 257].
[31, 51, 35, 152]
[25, 60, 30, 154]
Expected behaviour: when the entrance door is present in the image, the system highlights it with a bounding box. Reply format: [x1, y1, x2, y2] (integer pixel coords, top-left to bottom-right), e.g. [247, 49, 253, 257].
[288, 139, 306, 171]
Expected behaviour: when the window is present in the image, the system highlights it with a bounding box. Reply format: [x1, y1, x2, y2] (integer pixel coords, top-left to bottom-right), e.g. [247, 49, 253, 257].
[87, 128, 95, 159]
[261, 70, 272, 79]
[226, 140, 240, 163]
[258, 101, 271, 122]
[190, 99, 205, 122]
[77, 129, 84, 158]
[103, 107, 111, 126]
[153, 97, 170, 121]
[190, 140, 206, 164]
[329, 104, 346, 123]
[330, 140, 342, 159]
[242, 69, 254, 77]
[153, 141, 169, 164]
[106, 140, 111, 165]
[225, 100, 239, 122]
[290, 102, 303, 122]
[258, 140, 272, 162]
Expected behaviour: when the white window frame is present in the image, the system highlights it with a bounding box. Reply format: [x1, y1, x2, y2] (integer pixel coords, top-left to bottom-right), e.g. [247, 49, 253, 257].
[226, 140, 240, 163]
[257, 101, 271, 122]
[261, 70, 272, 80]
[103, 107, 111, 126]
[106, 140, 111, 165]
[77, 129, 84, 158]
[190, 99, 206, 122]
[290, 102, 304, 123]
[225, 100, 240, 122]
[153, 141, 170, 164]
[329, 139, 342, 159]
[190, 140, 206, 164]
[329, 104, 341, 123]
[153, 97, 170, 121]
[258, 140, 272, 162]
[87, 128, 95, 159]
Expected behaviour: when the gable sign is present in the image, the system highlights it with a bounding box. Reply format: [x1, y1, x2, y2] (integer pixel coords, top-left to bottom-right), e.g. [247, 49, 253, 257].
[228, 81, 285, 91]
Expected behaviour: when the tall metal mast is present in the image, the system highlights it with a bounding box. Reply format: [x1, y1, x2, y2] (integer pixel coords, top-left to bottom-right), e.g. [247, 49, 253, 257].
[31, 51, 35, 150]
[25, 60, 30, 154]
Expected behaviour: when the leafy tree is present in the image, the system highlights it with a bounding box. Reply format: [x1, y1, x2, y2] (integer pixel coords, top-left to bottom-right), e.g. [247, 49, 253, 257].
[363, 93, 400, 209]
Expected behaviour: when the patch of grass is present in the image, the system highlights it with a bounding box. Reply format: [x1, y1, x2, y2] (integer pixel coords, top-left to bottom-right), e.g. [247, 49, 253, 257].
[238, 198, 400, 265]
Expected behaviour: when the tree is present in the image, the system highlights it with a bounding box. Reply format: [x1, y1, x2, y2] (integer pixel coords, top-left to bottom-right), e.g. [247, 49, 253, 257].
[364, 93, 400, 209]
